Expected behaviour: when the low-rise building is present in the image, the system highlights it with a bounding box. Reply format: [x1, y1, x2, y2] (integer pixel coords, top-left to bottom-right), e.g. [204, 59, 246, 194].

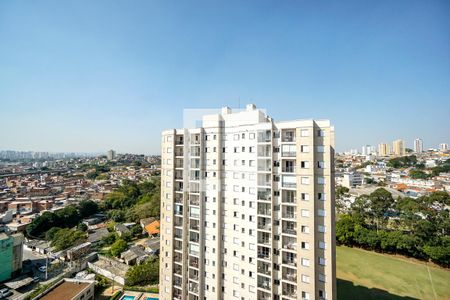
[33, 278, 95, 300]
[0, 232, 24, 281]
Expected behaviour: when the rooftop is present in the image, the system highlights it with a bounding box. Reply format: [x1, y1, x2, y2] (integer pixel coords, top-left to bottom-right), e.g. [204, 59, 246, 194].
[38, 279, 93, 300]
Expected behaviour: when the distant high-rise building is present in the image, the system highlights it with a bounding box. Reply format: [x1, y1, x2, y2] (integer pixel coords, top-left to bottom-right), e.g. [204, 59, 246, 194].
[361, 145, 372, 156]
[392, 139, 405, 156]
[439, 143, 448, 151]
[378, 143, 391, 157]
[160, 105, 336, 300]
[106, 149, 116, 160]
[414, 138, 423, 153]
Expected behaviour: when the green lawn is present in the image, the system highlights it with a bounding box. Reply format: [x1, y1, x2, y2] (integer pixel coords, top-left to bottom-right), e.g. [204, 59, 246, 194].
[337, 246, 450, 300]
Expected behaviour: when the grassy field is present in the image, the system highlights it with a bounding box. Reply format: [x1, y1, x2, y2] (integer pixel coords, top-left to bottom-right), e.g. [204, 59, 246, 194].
[336, 246, 450, 300]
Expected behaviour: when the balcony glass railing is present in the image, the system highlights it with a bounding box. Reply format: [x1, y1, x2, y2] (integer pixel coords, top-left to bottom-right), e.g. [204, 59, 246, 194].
[282, 212, 296, 219]
[257, 190, 271, 201]
[258, 223, 271, 231]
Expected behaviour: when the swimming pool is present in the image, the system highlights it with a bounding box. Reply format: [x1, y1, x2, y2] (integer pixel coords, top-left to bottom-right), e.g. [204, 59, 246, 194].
[120, 296, 135, 300]
[146, 298, 158, 300]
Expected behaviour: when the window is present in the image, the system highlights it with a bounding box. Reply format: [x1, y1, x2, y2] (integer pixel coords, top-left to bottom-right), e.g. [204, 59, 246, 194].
[318, 129, 325, 137]
[300, 129, 309, 137]
[302, 291, 310, 300]
[301, 225, 310, 234]
[301, 258, 310, 267]
[301, 209, 310, 217]
[301, 177, 310, 185]
[249, 133, 255, 139]
[301, 241, 310, 250]
[301, 161, 310, 168]
[234, 134, 239, 140]
[301, 145, 309, 152]
[301, 274, 310, 283]
[318, 192, 326, 201]
[319, 290, 327, 299]
[301, 193, 309, 201]
[318, 161, 325, 169]
[318, 177, 325, 185]
[319, 241, 326, 249]
[318, 225, 326, 233]
[317, 145, 325, 152]
[319, 257, 326, 266]
[319, 273, 326, 282]
[318, 209, 326, 217]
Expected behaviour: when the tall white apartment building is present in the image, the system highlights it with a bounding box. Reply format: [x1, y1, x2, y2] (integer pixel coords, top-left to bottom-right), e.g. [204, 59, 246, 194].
[439, 143, 448, 151]
[414, 138, 423, 154]
[159, 105, 336, 300]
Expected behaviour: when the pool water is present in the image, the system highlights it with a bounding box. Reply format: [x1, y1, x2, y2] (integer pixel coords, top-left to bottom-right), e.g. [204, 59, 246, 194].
[121, 296, 135, 300]
[146, 298, 159, 300]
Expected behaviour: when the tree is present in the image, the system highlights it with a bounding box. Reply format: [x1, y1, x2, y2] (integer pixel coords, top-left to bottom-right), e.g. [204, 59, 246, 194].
[368, 188, 394, 231]
[409, 170, 430, 180]
[78, 223, 88, 232]
[110, 239, 128, 257]
[125, 258, 159, 286]
[50, 228, 87, 251]
[78, 200, 99, 218]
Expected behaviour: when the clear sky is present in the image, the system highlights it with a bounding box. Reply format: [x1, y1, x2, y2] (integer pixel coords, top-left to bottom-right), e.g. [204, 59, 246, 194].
[1, 0, 449, 154]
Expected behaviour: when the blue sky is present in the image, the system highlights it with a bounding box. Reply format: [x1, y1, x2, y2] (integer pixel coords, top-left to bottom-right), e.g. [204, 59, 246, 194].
[0, 0, 449, 154]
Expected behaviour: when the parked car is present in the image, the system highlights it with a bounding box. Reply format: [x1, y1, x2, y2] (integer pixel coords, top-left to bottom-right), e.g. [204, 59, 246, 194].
[0, 288, 12, 298]
[38, 266, 46, 273]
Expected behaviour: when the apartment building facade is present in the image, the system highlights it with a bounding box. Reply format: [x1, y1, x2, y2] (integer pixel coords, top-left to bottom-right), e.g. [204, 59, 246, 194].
[160, 105, 336, 300]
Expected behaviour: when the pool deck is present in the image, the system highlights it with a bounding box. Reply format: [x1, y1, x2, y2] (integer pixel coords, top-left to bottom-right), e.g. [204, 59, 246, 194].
[120, 291, 142, 299]
[121, 291, 159, 300]
[138, 292, 159, 299]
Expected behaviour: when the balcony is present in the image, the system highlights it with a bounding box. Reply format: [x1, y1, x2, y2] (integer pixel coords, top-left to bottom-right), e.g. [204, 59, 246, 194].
[174, 228, 183, 239]
[282, 252, 297, 267]
[190, 220, 200, 231]
[189, 232, 199, 243]
[282, 283, 297, 298]
[257, 174, 271, 187]
[257, 204, 271, 216]
[174, 276, 182, 287]
[175, 170, 183, 180]
[175, 182, 184, 193]
[282, 211, 296, 220]
[257, 261, 271, 276]
[282, 190, 296, 204]
[258, 235, 271, 246]
[190, 170, 200, 181]
[188, 282, 199, 294]
[257, 130, 272, 143]
[190, 134, 201, 145]
[257, 246, 271, 260]
[175, 149, 184, 156]
[190, 159, 200, 169]
[257, 145, 271, 157]
[189, 195, 200, 206]
[282, 268, 297, 283]
[175, 194, 183, 204]
[258, 217, 272, 231]
[257, 159, 272, 172]
[281, 131, 296, 143]
[257, 291, 271, 300]
[175, 158, 184, 168]
[282, 236, 297, 251]
[190, 146, 200, 157]
[282, 223, 297, 236]
[174, 216, 183, 227]
[175, 136, 184, 145]
[189, 257, 199, 269]
[173, 290, 182, 300]
[174, 264, 182, 275]
[257, 276, 271, 291]
[189, 269, 199, 281]
[174, 240, 183, 251]
[190, 182, 200, 194]
[257, 189, 272, 201]
[174, 206, 183, 217]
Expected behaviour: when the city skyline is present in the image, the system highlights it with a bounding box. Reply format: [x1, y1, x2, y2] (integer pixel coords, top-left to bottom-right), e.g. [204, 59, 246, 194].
[1, 0, 449, 154]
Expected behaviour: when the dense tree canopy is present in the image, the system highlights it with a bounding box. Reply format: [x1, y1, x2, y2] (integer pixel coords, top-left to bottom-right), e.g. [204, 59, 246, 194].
[337, 190, 450, 267]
